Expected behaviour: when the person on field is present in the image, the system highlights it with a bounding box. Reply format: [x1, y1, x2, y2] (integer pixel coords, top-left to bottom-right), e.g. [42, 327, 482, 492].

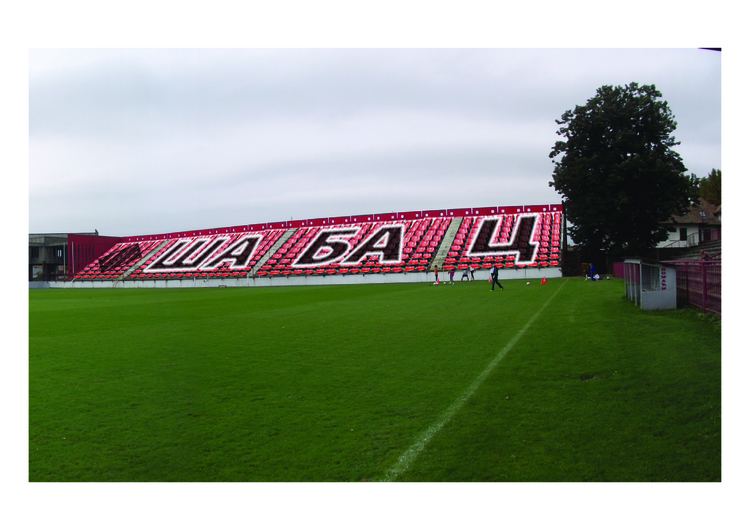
[449, 268, 455, 284]
[587, 262, 597, 280]
[461, 267, 470, 281]
[489, 263, 504, 291]
[469, 264, 475, 280]
[433, 264, 440, 285]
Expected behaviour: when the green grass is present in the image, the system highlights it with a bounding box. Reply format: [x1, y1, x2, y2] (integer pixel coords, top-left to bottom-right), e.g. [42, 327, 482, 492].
[29, 278, 720, 481]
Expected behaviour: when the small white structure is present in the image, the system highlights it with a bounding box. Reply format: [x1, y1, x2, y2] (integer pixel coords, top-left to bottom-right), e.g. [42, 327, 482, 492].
[623, 259, 677, 311]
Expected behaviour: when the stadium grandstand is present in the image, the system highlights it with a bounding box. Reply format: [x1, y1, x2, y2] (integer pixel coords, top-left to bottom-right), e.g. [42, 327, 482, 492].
[35, 203, 564, 287]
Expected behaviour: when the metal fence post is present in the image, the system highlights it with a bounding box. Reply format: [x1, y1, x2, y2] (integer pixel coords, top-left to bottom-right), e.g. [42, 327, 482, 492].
[702, 261, 708, 313]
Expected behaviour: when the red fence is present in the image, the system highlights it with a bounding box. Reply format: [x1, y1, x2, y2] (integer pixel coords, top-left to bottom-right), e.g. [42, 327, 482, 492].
[666, 260, 721, 315]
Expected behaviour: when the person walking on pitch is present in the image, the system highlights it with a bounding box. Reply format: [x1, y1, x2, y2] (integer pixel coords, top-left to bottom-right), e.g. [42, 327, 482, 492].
[489, 264, 504, 291]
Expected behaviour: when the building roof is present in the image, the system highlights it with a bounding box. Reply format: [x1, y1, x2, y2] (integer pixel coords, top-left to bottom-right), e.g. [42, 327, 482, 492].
[28, 232, 100, 245]
[668, 199, 721, 226]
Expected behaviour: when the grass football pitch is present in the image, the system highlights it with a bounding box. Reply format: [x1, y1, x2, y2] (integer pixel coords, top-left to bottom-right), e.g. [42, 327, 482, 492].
[29, 278, 720, 481]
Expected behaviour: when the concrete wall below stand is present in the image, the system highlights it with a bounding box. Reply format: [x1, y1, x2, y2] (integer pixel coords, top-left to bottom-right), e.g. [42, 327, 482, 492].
[34, 267, 562, 289]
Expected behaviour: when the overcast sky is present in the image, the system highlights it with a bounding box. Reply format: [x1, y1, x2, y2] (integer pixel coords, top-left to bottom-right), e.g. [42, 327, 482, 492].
[29, 48, 720, 236]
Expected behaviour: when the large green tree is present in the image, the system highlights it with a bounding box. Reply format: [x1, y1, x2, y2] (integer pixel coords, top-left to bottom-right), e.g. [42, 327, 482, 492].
[699, 168, 721, 205]
[549, 83, 698, 257]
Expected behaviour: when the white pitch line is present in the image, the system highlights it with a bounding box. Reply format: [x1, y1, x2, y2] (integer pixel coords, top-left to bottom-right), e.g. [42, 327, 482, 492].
[382, 279, 568, 481]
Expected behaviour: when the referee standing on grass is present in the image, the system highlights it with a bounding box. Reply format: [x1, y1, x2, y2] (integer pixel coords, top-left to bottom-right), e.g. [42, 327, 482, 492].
[490, 263, 504, 291]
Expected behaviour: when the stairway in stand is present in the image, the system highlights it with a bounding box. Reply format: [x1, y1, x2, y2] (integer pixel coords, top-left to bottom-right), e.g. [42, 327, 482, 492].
[429, 217, 463, 270]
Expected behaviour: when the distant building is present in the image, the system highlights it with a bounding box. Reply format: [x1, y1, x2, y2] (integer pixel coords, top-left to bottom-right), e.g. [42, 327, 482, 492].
[29, 231, 122, 281]
[656, 199, 721, 249]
